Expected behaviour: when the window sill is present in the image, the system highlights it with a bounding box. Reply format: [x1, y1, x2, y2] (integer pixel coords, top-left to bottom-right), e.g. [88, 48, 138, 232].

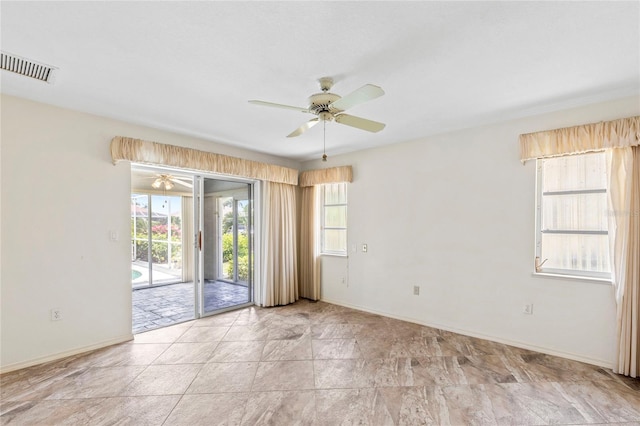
[321, 253, 348, 258]
[532, 272, 612, 285]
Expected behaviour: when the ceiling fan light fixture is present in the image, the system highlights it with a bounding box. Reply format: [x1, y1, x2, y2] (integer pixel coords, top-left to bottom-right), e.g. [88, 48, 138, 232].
[152, 175, 175, 190]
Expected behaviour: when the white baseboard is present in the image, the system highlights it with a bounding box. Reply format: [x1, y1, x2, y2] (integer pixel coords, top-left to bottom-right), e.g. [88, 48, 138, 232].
[0, 334, 134, 374]
[320, 297, 613, 370]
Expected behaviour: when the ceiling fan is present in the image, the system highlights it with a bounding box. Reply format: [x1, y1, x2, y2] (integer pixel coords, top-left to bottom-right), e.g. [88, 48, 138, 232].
[249, 77, 386, 138]
[148, 174, 193, 190]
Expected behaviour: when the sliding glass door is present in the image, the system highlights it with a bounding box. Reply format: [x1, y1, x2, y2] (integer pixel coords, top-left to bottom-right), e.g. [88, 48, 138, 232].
[131, 166, 256, 333]
[195, 176, 254, 317]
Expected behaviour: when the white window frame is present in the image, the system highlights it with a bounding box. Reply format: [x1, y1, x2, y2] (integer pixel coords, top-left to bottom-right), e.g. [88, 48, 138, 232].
[534, 152, 611, 282]
[321, 182, 348, 256]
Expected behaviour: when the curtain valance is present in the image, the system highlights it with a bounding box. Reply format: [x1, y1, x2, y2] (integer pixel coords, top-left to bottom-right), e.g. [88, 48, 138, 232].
[110, 136, 299, 185]
[298, 166, 353, 187]
[519, 116, 640, 163]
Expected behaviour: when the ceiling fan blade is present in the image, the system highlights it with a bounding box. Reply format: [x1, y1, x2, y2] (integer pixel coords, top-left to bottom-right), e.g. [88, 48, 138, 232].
[334, 114, 386, 133]
[330, 84, 384, 111]
[249, 100, 310, 113]
[287, 118, 320, 138]
[170, 178, 193, 189]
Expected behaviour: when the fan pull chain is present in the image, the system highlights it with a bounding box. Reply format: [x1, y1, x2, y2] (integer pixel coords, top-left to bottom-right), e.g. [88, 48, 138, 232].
[322, 119, 327, 162]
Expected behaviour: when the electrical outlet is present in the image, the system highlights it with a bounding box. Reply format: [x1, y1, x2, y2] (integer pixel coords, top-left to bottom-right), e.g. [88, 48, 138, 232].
[413, 285, 420, 296]
[523, 304, 534, 315]
[51, 308, 62, 321]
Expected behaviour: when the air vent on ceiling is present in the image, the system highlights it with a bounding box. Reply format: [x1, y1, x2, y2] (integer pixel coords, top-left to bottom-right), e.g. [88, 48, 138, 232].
[1, 51, 57, 84]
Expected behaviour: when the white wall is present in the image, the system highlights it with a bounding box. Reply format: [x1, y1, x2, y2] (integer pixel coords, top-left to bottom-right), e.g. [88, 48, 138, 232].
[2, 94, 637, 372]
[303, 96, 639, 367]
[0, 95, 299, 372]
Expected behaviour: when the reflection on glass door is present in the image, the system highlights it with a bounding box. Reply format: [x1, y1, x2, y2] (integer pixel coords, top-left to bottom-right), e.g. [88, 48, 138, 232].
[219, 197, 249, 283]
[196, 177, 253, 316]
[131, 193, 183, 287]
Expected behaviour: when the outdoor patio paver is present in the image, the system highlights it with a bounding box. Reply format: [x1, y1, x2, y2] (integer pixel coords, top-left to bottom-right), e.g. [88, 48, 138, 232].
[132, 281, 249, 334]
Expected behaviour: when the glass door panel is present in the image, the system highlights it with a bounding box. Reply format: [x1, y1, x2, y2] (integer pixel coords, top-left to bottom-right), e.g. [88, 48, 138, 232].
[130, 193, 183, 287]
[169, 202, 183, 276]
[196, 177, 253, 317]
[150, 195, 182, 285]
[131, 194, 150, 287]
[218, 196, 250, 283]
[235, 198, 250, 284]
[219, 196, 234, 281]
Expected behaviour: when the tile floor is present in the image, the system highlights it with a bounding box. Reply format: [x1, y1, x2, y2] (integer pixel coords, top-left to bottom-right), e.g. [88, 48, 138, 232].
[132, 281, 250, 333]
[2, 299, 640, 425]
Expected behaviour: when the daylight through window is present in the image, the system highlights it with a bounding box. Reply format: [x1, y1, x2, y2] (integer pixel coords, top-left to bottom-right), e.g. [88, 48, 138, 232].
[535, 152, 610, 279]
[321, 182, 347, 255]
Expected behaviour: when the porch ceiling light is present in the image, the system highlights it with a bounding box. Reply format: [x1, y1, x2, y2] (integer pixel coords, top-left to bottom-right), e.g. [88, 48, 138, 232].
[152, 175, 174, 190]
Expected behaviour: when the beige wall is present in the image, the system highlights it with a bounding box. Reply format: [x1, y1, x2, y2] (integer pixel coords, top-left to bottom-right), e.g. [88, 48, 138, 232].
[302, 96, 640, 367]
[0, 95, 299, 372]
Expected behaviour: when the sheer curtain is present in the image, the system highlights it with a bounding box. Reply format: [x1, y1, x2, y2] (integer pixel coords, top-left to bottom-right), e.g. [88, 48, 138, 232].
[299, 186, 320, 300]
[608, 147, 640, 377]
[182, 196, 194, 283]
[261, 181, 298, 306]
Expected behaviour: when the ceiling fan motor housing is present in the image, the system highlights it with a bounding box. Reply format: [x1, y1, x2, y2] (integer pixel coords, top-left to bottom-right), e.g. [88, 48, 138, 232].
[308, 92, 342, 118]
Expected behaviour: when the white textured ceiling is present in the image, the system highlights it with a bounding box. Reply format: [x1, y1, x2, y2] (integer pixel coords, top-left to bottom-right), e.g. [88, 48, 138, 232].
[1, 1, 638, 161]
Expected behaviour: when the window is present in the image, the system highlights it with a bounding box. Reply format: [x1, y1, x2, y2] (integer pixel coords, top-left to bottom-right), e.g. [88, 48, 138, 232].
[321, 182, 347, 255]
[535, 152, 610, 280]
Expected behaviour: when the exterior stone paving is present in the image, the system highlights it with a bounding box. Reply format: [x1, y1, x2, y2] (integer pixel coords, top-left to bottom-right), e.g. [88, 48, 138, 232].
[132, 281, 250, 333]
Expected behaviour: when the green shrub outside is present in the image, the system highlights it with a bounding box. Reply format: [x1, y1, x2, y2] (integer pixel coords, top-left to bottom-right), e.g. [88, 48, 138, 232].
[135, 240, 181, 265]
[223, 232, 249, 280]
[132, 218, 181, 265]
